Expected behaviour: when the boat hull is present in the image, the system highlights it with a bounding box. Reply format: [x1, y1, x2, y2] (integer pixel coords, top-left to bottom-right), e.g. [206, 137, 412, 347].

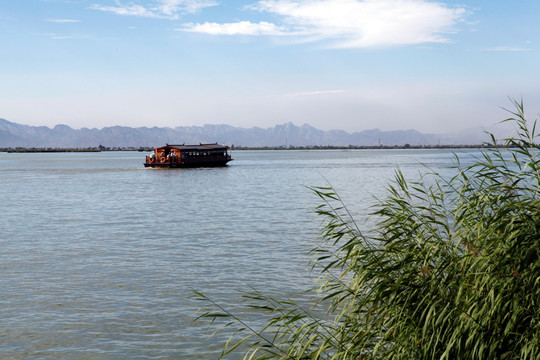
[144, 158, 231, 168]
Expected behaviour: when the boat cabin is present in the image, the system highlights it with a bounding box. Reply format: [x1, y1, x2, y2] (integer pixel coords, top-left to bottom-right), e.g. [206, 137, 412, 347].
[144, 143, 232, 168]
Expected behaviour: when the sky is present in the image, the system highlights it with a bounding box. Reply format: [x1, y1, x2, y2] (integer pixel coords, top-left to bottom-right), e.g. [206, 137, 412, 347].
[0, 0, 539, 133]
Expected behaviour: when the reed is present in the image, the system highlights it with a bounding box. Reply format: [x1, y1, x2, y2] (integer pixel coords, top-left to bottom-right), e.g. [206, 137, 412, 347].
[195, 98, 540, 359]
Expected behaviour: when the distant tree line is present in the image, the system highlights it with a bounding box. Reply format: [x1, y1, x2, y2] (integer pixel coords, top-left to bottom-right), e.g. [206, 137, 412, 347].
[1, 146, 153, 153]
[1, 144, 503, 153]
[230, 143, 494, 150]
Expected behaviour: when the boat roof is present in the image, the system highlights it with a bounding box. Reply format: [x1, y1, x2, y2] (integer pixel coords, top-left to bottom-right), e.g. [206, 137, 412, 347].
[160, 143, 229, 151]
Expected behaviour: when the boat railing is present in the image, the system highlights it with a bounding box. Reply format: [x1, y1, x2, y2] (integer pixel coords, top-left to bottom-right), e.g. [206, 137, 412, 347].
[146, 152, 231, 165]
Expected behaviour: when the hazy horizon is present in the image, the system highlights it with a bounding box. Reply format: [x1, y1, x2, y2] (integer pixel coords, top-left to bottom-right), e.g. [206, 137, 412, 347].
[1, 1, 539, 133]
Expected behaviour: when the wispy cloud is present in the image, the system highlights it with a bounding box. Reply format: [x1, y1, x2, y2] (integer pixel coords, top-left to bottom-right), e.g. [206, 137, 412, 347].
[50, 34, 91, 39]
[90, 0, 218, 19]
[90, 4, 158, 17]
[45, 19, 80, 23]
[283, 89, 345, 97]
[182, 0, 467, 48]
[162, 0, 218, 14]
[485, 46, 533, 52]
[181, 21, 288, 35]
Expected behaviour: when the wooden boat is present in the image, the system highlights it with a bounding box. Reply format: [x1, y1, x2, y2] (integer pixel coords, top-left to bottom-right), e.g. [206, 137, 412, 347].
[144, 143, 232, 168]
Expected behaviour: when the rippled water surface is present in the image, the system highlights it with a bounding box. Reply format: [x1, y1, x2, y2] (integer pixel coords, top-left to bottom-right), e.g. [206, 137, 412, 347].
[0, 149, 481, 358]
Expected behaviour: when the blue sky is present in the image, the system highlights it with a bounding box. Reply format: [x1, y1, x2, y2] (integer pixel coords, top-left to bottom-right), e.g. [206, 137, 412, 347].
[1, 0, 539, 133]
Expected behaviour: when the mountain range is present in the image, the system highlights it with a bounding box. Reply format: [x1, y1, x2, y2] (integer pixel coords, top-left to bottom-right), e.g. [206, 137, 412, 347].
[0, 118, 507, 148]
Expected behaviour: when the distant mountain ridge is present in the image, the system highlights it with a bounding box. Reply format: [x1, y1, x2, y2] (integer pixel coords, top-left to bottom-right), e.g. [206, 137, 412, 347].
[0, 118, 500, 148]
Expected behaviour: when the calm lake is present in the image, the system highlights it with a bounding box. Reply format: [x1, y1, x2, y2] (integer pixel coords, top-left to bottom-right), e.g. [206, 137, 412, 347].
[0, 149, 481, 359]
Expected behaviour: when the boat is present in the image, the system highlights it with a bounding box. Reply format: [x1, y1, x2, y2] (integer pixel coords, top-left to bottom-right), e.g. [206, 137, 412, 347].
[144, 143, 232, 168]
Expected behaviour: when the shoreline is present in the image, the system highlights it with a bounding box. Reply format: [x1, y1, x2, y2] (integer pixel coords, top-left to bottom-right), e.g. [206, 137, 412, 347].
[1, 144, 498, 153]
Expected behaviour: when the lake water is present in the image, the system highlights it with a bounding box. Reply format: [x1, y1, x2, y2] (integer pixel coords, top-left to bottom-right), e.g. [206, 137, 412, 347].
[0, 149, 481, 359]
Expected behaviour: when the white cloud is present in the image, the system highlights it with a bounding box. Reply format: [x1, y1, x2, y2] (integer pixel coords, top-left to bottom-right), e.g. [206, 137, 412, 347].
[186, 0, 467, 48]
[181, 21, 288, 35]
[90, 4, 159, 17]
[45, 19, 80, 23]
[90, 0, 218, 19]
[485, 46, 532, 52]
[157, 0, 218, 15]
